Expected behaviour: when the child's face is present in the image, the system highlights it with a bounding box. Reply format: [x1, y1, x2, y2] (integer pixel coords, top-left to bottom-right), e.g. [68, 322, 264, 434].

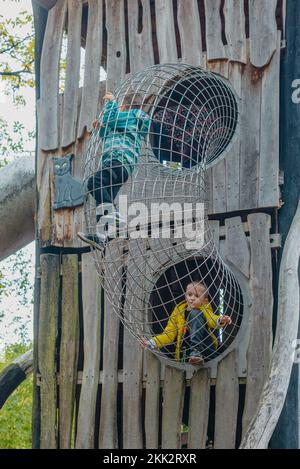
[185, 283, 208, 309]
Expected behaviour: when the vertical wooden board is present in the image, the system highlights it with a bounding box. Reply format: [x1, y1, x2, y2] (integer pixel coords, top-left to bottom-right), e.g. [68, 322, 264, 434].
[259, 32, 281, 208]
[37, 147, 52, 245]
[161, 366, 185, 449]
[214, 350, 239, 448]
[226, 62, 242, 212]
[188, 369, 210, 449]
[177, 0, 203, 66]
[208, 219, 220, 250]
[155, 0, 178, 63]
[144, 351, 161, 449]
[122, 239, 146, 449]
[249, 0, 277, 68]
[76, 253, 101, 448]
[38, 254, 60, 448]
[77, 0, 103, 138]
[40, 0, 67, 150]
[242, 213, 273, 436]
[204, 0, 226, 61]
[106, 0, 127, 91]
[239, 47, 261, 210]
[127, 0, 155, 73]
[224, 217, 250, 278]
[224, 0, 246, 63]
[99, 242, 124, 449]
[208, 61, 229, 214]
[206, 167, 214, 215]
[61, 0, 82, 148]
[59, 254, 80, 449]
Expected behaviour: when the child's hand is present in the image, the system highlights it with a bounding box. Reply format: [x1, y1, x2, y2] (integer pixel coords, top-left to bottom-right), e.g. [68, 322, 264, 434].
[139, 336, 151, 349]
[92, 119, 100, 130]
[103, 92, 115, 101]
[218, 315, 232, 327]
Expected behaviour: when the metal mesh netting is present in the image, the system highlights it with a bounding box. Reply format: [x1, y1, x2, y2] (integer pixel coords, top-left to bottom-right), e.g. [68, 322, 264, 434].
[82, 64, 243, 367]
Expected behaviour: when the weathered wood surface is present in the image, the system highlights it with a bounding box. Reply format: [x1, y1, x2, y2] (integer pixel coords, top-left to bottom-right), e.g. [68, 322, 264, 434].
[38, 254, 60, 449]
[249, 0, 277, 68]
[106, 0, 127, 91]
[161, 366, 185, 449]
[99, 243, 124, 448]
[77, 0, 103, 138]
[177, 0, 202, 66]
[122, 239, 146, 449]
[127, 0, 154, 73]
[226, 62, 242, 212]
[224, 0, 246, 63]
[214, 350, 239, 448]
[144, 351, 161, 449]
[0, 350, 33, 409]
[76, 253, 101, 448]
[224, 217, 250, 278]
[259, 33, 281, 207]
[187, 369, 210, 449]
[155, 0, 177, 63]
[241, 199, 300, 449]
[242, 213, 273, 436]
[204, 0, 226, 61]
[61, 0, 82, 148]
[39, 0, 67, 150]
[59, 255, 80, 449]
[239, 48, 261, 210]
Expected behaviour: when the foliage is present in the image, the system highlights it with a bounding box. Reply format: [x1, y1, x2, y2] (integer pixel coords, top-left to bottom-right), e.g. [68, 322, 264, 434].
[0, 10, 35, 105]
[0, 342, 32, 449]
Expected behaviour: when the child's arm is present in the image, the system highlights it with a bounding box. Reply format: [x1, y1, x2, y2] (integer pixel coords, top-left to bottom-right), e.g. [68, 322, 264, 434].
[139, 305, 179, 351]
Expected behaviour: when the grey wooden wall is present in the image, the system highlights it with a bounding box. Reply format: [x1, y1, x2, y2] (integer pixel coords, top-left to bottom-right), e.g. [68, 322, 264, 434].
[34, 0, 285, 449]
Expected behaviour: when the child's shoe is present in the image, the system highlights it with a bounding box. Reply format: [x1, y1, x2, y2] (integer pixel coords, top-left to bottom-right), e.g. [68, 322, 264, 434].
[77, 231, 108, 251]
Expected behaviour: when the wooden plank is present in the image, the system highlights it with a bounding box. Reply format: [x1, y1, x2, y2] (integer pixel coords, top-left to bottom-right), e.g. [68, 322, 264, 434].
[242, 213, 273, 436]
[224, 217, 250, 278]
[155, 0, 178, 63]
[208, 60, 229, 214]
[241, 199, 300, 449]
[249, 0, 277, 68]
[187, 369, 210, 449]
[77, 0, 103, 138]
[177, 0, 202, 66]
[224, 0, 246, 63]
[258, 32, 281, 208]
[239, 44, 261, 210]
[106, 0, 127, 91]
[59, 254, 80, 449]
[208, 219, 220, 250]
[226, 62, 242, 212]
[144, 351, 161, 449]
[99, 242, 124, 449]
[38, 254, 60, 448]
[40, 0, 67, 150]
[214, 350, 239, 448]
[75, 253, 101, 448]
[161, 366, 185, 449]
[127, 0, 154, 73]
[61, 0, 82, 148]
[122, 239, 146, 449]
[204, 0, 226, 61]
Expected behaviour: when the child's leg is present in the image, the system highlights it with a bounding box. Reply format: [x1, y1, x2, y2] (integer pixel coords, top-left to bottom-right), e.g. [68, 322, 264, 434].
[188, 310, 214, 358]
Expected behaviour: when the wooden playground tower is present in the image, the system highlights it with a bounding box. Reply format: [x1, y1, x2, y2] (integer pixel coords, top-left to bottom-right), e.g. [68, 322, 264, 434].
[31, 0, 300, 449]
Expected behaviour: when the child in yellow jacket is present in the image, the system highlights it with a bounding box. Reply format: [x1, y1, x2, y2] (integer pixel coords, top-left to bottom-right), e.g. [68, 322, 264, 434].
[141, 281, 232, 365]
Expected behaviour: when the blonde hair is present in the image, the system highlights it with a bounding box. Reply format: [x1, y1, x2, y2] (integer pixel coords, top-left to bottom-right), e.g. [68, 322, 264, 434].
[186, 280, 208, 293]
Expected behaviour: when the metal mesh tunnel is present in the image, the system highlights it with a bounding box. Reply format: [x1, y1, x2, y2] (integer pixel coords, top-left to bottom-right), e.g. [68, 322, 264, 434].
[82, 63, 243, 368]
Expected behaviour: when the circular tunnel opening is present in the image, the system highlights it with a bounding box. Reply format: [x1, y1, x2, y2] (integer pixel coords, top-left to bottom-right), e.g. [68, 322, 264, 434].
[150, 73, 239, 169]
[148, 257, 243, 364]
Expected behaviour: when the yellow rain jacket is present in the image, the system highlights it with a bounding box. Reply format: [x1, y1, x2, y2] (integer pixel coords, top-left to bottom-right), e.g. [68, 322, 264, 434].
[152, 300, 221, 361]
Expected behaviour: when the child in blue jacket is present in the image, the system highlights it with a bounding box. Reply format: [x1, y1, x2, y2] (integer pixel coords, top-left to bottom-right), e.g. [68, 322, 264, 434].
[78, 91, 151, 249]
